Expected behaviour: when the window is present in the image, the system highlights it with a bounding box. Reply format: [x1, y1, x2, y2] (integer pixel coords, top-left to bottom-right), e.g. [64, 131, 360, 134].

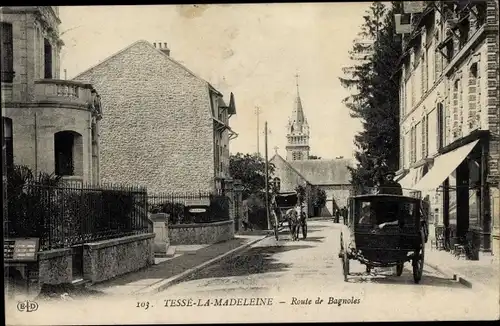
[410, 126, 417, 164]
[437, 103, 445, 149]
[434, 47, 442, 80]
[3, 118, 13, 168]
[54, 131, 83, 176]
[468, 63, 479, 130]
[421, 53, 427, 94]
[452, 80, 459, 138]
[1, 23, 14, 83]
[459, 20, 470, 48]
[44, 38, 52, 79]
[421, 114, 429, 159]
[400, 131, 405, 170]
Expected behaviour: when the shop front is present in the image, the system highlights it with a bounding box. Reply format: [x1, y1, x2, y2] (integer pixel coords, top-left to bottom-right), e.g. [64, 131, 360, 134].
[413, 131, 491, 258]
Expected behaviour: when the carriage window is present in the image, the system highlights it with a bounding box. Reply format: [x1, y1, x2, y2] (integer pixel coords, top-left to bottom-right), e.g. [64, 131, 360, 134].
[355, 199, 417, 226]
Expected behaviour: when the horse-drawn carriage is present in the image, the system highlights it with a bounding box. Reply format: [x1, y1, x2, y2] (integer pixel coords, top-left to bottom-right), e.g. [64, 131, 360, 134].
[338, 194, 429, 283]
[271, 191, 308, 241]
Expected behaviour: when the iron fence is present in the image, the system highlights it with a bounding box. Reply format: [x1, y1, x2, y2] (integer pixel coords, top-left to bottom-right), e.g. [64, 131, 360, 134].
[5, 182, 150, 251]
[148, 191, 230, 225]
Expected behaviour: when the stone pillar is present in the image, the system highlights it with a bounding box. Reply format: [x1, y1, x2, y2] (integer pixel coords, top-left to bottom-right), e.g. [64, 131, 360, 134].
[223, 177, 235, 224]
[150, 213, 170, 257]
[456, 160, 470, 240]
[233, 179, 243, 233]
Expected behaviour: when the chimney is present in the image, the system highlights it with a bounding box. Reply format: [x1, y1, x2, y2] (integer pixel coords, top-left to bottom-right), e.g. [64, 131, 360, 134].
[161, 42, 170, 56]
[152, 41, 170, 56]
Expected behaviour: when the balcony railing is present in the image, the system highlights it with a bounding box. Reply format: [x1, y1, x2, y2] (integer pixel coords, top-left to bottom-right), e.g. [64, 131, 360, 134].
[34, 79, 94, 108]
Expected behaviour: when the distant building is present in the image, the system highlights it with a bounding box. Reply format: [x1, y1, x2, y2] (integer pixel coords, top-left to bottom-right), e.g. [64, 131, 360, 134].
[73, 40, 237, 194]
[1, 6, 102, 186]
[270, 78, 353, 216]
[394, 1, 499, 255]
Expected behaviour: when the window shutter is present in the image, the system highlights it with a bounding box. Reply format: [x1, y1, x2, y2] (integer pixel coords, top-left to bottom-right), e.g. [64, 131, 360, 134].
[421, 116, 426, 159]
[452, 80, 459, 138]
[400, 132, 404, 169]
[1, 22, 14, 82]
[421, 55, 426, 94]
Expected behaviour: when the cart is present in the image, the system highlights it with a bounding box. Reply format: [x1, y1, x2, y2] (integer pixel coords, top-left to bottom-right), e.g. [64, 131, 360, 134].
[272, 192, 307, 241]
[338, 194, 428, 283]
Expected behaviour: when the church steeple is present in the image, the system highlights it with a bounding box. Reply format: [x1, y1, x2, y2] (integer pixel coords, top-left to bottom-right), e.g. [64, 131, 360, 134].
[292, 73, 306, 126]
[286, 73, 310, 161]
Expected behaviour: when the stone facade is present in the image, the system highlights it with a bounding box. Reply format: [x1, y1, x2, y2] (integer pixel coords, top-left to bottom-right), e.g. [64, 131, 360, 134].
[73, 40, 237, 194]
[37, 248, 73, 285]
[168, 220, 234, 245]
[396, 1, 499, 254]
[83, 233, 155, 284]
[270, 154, 353, 217]
[1, 6, 102, 184]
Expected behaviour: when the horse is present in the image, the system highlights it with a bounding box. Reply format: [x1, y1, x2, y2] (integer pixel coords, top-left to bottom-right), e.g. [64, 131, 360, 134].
[286, 208, 301, 241]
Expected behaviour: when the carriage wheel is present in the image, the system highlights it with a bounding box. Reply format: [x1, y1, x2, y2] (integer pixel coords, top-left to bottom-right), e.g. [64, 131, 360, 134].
[342, 249, 350, 282]
[302, 221, 308, 239]
[396, 263, 404, 276]
[273, 215, 279, 241]
[340, 233, 349, 282]
[412, 231, 425, 284]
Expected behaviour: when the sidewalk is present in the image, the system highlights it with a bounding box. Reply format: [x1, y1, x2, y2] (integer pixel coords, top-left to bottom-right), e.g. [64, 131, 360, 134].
[87, 234, 268, 296]
[425, 243, 499, 293]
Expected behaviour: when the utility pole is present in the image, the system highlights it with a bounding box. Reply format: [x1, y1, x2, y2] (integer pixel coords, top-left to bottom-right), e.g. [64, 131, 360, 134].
[255, 106, 262, 156]
[265, 121, 270, 230]
[1, 112, 7, 232]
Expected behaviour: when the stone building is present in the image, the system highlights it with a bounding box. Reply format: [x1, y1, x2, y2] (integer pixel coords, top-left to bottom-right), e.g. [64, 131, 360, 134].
[1, 6, 102, 185]
[73, 41, 237, 194]
[394, 1, 499, 255]
[270, 79, 353, 217]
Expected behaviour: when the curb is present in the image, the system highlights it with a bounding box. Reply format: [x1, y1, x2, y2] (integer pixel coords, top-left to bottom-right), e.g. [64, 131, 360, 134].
[424, 260, 492, 293]
[133, 234, 269, 294]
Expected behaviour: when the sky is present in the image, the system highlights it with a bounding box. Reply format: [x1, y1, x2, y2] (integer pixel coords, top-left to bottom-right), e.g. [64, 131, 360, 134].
[58, 3, 370, 160]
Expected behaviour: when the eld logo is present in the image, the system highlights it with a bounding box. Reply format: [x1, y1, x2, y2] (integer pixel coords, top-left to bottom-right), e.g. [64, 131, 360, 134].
[17, 300, 39, 313]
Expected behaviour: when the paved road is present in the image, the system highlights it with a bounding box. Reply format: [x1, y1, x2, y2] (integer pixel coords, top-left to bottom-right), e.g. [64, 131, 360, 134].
[6, 221, 499, 324]
[152, 220, 498, 322]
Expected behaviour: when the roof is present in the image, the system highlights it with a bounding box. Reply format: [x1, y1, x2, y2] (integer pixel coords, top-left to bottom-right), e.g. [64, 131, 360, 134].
[289, 158, 353, 185]
[271, 153, 353, 186]
[72, 40, 224, 96]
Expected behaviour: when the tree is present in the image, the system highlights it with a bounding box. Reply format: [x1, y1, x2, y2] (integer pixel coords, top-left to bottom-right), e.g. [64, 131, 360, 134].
[312, 187, 327, 209]
[339, 2, 402, 194]
[229, 152, 275, 200]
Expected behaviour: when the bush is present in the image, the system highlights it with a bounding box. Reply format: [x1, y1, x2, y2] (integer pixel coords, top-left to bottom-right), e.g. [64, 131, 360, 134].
[6, 164, 144, 248]
[150, 201, 188, 224]
[6, 165, 62, 240]
[208, 195, 230, 222]
[245, 193, 268, 229]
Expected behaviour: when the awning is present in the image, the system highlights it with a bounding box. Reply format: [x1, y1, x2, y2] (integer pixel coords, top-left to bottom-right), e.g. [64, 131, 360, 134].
[398, 168, 418, 190]
[413, 140, 479, 193]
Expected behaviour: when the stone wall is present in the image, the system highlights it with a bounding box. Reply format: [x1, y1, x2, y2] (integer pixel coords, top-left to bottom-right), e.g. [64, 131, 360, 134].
[169, 220, 234, 245]
[73, 41, 216, 194]
[38, 248, 73, 285]
[83, 233, 155, 284]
